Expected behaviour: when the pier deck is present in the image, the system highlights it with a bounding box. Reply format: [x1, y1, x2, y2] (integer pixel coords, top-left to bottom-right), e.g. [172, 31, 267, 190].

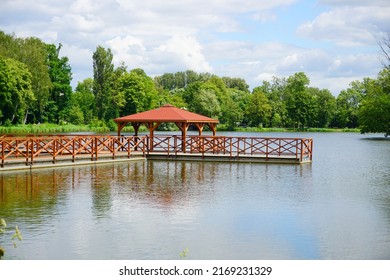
[0, 134, 313, 171]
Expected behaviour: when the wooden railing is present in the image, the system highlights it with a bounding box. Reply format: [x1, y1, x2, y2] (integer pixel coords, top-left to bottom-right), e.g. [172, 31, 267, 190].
[1, 134, 313, 168]
[148, 135, 313, 162]
[0, 135, 148, 167]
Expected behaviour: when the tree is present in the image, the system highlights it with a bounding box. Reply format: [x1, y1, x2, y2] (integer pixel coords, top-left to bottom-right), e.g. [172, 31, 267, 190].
[260, 77, 288, 127]
[358, 69, 390, 136]
[308, 88, 336, 128]
[220, 95, 243, 129]
[333, 83, 362, 128]
[66, 78, 95, 124]
[119, 68, 159, 116]
[0, 32, 52, 123]
[244, 87, 272, 127]
[378, 32, 390, 70]
[45, 43, 72, 123]
[0, 57, 35, 124]
[93, 46, 114, 120]
[192, 89, 220, 118]
[285, 72, 313, 128]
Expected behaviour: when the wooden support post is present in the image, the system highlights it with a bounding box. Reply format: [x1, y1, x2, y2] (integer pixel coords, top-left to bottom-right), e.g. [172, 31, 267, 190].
[145, 122, 161, 152]
[174, 122, 190, 153]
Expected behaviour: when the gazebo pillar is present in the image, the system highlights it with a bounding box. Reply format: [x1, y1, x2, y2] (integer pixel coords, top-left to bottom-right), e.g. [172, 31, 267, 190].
[208, 123, 217, 136]
[193, 123, 205, 136]
[145, 122, 161, 151]
[116, 122, 127, 137]
[175, 122, 190, 153]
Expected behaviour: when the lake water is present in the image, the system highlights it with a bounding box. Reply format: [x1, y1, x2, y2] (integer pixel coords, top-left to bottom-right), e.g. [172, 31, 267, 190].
[1, 132, 389, 260]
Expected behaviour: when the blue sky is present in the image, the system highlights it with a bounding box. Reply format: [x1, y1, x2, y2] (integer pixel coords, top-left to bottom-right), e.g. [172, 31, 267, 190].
[1, 0, 389, 94]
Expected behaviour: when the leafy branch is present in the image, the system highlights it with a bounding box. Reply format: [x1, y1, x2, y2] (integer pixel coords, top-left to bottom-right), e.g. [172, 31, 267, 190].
[0, 218, 22, 259]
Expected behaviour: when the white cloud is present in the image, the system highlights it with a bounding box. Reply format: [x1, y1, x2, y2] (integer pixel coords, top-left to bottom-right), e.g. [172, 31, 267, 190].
[297, 5, 390, 47]
[157, 36, 212, 73]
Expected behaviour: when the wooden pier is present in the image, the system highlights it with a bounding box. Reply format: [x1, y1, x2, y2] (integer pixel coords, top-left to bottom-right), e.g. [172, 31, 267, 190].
[0, 134, 313, 171]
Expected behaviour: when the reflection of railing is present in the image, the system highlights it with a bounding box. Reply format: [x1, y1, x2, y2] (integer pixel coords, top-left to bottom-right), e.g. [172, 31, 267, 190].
[148, 135, 313, 162]
[1, 134, 313, 168]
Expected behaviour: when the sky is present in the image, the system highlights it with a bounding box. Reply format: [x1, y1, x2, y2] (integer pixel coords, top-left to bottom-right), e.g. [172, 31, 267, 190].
[0, 0, 389, 95]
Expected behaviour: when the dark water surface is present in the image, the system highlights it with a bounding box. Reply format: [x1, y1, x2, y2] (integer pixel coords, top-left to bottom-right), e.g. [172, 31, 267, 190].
[1, 132, 389, 259]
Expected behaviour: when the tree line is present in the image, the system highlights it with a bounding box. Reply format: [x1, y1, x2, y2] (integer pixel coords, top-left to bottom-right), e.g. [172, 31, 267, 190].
[0, 30, 389, 135]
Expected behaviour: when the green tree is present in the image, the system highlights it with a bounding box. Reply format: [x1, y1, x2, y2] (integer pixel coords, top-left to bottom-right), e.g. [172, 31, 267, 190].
[66, 78, 95, 124]
[45, 43, 72, 123]
[334, 81, 363, 128]
[0, 31, 52, 123]
[308, 88, 336, 128]
[93, 45, 114, 120]
[285, 72, 312, 128]
[119, 68, 159, 115]
[220, 95, 243, 129]
[260, 77, 288, 127]
[222, 77, 250, 92]
[192, 89, 221, 118]
[358, 69, 390, 136]
[0, 57, 35, 124]
[244, 87, 272, 127]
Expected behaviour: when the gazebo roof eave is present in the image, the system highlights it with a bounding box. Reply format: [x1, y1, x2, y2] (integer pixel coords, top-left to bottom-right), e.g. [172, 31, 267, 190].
[114, 119, 219, 124]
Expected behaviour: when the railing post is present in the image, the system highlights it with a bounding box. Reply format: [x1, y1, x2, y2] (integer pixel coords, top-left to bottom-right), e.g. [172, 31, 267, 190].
[1, 138, 3, 168]
[127, 137, 131, 158]
[310, 139, 313, 161]
[112, 136, 115, 159]
[300, 139, 304, 162]
[30, 138, 34, 166]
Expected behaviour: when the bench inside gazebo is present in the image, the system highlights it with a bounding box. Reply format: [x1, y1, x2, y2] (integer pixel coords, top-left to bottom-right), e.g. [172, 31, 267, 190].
[114, 104, 219, 152]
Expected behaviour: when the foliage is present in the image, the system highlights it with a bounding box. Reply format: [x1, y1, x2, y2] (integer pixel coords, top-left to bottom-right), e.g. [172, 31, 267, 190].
[0, 57, 35, 124]
[244, 87, 272, 127]
[93, 45, 115, 121]
[45, 43, 73, 124]
[0, 218, 22, 259]
[358, 69, 390, 136]
[179, 248, 189, 258]
[119, 68, 159, 115]
[1, 30, 389, 134]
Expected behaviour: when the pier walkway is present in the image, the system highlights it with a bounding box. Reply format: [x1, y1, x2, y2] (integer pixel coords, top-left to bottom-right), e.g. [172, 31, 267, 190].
[0, 134, 313, 171]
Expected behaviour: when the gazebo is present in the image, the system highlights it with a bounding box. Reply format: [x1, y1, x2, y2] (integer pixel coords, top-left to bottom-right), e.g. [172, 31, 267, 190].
[114, 104, 219, 151]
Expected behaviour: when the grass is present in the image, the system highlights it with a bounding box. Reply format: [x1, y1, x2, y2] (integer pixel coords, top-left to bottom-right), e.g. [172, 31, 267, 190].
[0, 123, 110, 135]
[0, 123, 361, 135]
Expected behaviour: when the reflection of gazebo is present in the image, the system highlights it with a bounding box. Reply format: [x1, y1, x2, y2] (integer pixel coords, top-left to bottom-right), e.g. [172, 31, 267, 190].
[114, 104, 219, 151]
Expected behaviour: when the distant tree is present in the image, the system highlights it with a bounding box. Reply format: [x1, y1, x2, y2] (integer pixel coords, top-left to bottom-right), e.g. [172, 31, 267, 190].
[285, 72, 312, 128]
[93, 45, 114, 120]
[45, 43, 72, 123]
[260, 77, 288, 127]
[192, 89, 220, 118]
[308, 88, 336, 128]
[66, 78, 95, 124]
[0, 57, 35, 124]
[222, 77, 250, 92]
[119, 68, 159, 115]
[220, 95, 243, 129]
[358, 69, 390, 136]
[106, 62, 127, 120]
[333, 82, 362, 128]
[244, 87, 272, 127]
